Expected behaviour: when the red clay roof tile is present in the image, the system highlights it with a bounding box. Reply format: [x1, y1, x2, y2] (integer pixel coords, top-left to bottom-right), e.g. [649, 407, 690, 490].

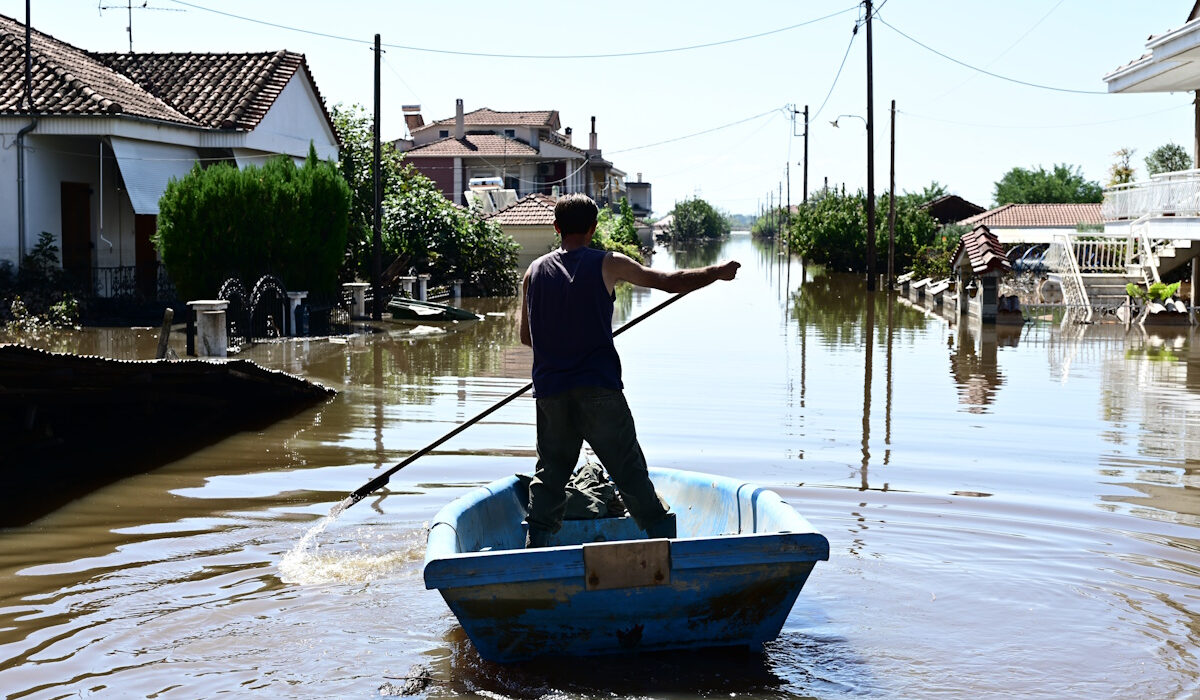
[405, 134, 540, 157]
[485, 193, 557, 226]
[957, 203, 1102, 228]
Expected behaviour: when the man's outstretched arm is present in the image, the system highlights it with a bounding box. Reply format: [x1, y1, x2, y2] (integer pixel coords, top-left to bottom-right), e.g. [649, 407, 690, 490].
[603, 252, 740, 295]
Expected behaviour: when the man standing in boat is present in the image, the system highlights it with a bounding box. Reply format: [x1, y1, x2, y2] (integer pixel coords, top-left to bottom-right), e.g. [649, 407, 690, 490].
[520, 193, 740, 548]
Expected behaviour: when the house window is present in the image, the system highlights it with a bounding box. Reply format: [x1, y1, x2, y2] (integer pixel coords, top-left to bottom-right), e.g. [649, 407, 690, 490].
[504, 129, 515, 138]
[439, 129, 450, 138]
[505, 175, 520, 190]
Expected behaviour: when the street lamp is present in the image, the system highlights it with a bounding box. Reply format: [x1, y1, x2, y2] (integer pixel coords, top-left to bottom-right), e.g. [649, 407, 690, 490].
[830, 114, 867, 129]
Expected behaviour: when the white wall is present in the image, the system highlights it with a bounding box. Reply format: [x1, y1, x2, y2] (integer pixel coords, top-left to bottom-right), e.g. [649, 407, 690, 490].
[243, 71, 339, 161]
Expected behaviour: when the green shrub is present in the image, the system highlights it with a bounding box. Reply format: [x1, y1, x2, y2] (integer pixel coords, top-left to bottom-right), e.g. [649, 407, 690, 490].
[786, 188, 941, 275]
[155, 148, 350, 299]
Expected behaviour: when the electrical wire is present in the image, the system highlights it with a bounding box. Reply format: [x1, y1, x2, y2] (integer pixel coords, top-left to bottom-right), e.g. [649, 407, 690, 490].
[163, 0, 859, 60]
[897, 103, 1189, 130]
[928, 0, 1066, 102]
[607, 107, 784, 155]
[878, 16, 1108, 95]
[810, 12, 862, 123]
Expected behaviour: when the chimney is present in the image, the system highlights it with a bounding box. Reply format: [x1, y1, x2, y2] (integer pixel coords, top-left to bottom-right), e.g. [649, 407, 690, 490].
[564, 126, 572, 145]
[637, 173, 642, 183]
[589, 116, 598, 151]
[402, 105, 424, 134]
[454, 98, 464, 140]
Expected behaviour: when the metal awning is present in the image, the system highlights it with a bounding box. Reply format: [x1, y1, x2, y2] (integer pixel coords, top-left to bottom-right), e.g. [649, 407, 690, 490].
[108, 137, 198, 215]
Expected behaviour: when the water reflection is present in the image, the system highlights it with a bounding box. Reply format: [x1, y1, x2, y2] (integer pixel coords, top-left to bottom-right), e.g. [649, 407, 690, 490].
[949, 323, 1014, 413]
[7, 237, 1200, 697]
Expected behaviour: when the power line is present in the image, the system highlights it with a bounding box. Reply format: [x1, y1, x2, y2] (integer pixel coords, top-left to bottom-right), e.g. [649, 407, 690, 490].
[163, 0, 858, 60]
[897, 103, 1190, 130]
[878, 16, 1108, 95]
[606, 108, 785, 155]
[928, 0, 1067, 102]
[810, 12, 862, 122]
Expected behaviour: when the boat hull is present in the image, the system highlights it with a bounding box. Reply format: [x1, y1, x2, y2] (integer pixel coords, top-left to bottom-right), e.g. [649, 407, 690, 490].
[423, 468, 829, 662]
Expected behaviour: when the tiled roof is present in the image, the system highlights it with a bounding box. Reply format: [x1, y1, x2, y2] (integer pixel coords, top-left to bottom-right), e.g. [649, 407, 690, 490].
[94, 50, 313, 131]
[405, 134, 540, 157]
[1, 13, 331, 135]
[957, 203, 1102, 228]
[952, 224, 1012, 275]
[413, 107, 559, 133]
[485, 193, 557, 226]
[0, 13, 190, 123]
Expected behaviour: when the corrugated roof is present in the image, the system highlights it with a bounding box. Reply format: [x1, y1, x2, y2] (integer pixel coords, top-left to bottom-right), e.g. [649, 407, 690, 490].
[957, 203, 1102, 228]
[485, 193, 557, 226]
[0, 12, 190, 123]
[405, 133, 540, 157]
[413, 107, 560, 133]
[952, 224, 1013, 275]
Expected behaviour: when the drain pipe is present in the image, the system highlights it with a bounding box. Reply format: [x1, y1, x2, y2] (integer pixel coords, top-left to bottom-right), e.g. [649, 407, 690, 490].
[16, 0, 36, 263]
[16, 119, 37, 263]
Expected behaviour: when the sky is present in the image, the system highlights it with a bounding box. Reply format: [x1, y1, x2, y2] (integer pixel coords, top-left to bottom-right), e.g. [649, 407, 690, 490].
[2, 0, 1195, 217]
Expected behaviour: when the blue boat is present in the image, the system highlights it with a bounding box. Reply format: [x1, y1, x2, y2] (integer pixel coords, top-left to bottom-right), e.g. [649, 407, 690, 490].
[423, 467, 829, 662]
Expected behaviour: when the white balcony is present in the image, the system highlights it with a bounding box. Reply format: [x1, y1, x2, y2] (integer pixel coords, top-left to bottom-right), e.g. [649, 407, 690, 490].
[1103, 170, 1200, 221]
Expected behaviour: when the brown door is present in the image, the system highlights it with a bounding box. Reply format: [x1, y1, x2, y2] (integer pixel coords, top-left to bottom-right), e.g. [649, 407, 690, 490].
[135, 214, 158, 299]
[59, 182, 92, 289]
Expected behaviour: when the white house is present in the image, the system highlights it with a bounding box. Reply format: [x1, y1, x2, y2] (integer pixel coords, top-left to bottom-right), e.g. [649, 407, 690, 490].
[0, 12, 338, 298]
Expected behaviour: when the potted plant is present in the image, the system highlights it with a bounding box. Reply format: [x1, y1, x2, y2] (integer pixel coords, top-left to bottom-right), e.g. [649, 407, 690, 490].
[1126, 281, 1189, 325]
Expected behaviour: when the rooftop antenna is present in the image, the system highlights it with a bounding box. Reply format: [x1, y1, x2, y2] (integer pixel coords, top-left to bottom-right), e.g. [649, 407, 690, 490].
[97, 0, 182, 53]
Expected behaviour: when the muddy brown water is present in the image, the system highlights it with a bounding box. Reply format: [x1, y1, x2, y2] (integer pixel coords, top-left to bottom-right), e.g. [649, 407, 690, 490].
[2, 234, 1198, 698]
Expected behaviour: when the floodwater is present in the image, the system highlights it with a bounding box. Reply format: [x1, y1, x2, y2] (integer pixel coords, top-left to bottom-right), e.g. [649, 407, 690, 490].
[2, 233, 1199, 698]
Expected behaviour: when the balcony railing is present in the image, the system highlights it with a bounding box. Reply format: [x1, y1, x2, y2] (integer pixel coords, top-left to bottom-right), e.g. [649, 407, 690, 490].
[1103, 169, 1200, 220]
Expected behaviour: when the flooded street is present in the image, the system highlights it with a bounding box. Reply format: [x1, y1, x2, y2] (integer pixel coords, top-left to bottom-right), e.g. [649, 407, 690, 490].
[2, 233, 1199, 698]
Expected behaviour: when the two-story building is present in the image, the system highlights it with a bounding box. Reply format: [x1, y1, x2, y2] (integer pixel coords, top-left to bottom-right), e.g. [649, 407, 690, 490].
[394, 100, 638, 211]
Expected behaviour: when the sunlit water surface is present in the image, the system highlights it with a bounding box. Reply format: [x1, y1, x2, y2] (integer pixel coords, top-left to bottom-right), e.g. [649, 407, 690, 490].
[2, 234, 1199, 698]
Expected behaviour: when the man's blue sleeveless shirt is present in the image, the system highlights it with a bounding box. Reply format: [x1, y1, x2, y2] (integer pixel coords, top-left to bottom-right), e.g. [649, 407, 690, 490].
[526, 246, 622, 398]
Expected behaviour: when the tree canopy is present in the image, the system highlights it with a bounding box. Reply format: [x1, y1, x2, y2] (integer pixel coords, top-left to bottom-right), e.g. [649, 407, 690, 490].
[1145, 143, 1191, 177]
[786, 187, 941, 274]
[992, 164, 1102, 205]
[333, 104, 519, 296]
[666, 198, 731, 241]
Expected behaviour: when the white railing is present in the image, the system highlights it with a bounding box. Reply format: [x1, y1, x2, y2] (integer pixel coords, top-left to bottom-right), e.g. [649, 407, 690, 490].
[1103, 170, 1200, 220]
[1045, 233, 1093, 323]
[1130, 213, 1161, 285]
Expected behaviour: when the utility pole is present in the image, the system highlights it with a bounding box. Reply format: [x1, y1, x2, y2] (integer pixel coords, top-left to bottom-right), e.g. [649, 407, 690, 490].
[371, 34, 383, 321]
[887, 99, 896, 289]
[803, 105, 809, 203]
[865, 0, 877, 292]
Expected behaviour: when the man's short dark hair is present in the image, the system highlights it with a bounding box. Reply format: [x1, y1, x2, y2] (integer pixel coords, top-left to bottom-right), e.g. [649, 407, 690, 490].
[555, 194, 599, 235]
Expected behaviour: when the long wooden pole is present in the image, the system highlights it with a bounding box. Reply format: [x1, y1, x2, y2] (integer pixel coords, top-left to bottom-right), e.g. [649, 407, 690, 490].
[331, 292, 693, 516]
